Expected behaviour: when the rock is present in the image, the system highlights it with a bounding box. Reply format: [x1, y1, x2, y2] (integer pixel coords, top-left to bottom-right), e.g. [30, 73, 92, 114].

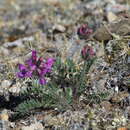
[0, 109, 9, 121]
[0, 80, 11, 90]
[3, 39, 24, 48]
[0, 80, 22, 95]
[0, 110, 11, 130]
[9, 122, 15, 129]
[93, 18, 130, 41]
[107, 12, 118, 23]
[0, 120, 9, 130]
[111, 91, 129, 103]
[3, 36, 34, 48]
[100, 101, 112, 111]
[8, 84, 21, 94]
[93, 25, 112, 41]
[21, 122, 43, 130]
[0, 47, 10, 56]
[106, 4, 130, 13]
[112, 116, 127, 127]
[53, 24, 66, 33]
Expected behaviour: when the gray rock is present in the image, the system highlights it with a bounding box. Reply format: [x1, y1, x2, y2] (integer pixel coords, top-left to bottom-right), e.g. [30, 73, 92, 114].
[8, 83, 21, 94]
[21, 122, 43, 130]
[0, 80, 11, 90]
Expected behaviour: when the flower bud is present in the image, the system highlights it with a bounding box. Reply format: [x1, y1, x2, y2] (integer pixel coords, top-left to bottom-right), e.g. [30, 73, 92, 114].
[77, 24, 93, 39]
[81, 45, 95, 60]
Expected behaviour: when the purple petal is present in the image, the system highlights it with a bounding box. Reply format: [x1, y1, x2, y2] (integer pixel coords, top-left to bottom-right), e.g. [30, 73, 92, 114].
[39, 78, 46, 85]
[30, 65, 36, 71]
[18, 64, 27, 71]
[37, 68, 47, 77]
[26, 71, 33, 77]
[45, 68, 51, 73]
[46, 58, 55, 65]
[26, 58, 33, 66]
[17, 72, 26, 78]
[38, 58, 55, 74]
[44, 58, 55, 69]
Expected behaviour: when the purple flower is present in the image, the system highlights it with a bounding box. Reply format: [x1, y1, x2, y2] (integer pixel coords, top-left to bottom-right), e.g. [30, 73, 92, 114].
[44, 58, 55, 72]
[81, 45, 95, 60]
[26, 50, 38, 67]
[17, 50, 55, 85]
[39, 78, 46, 85]
[77, 24, 93, 39]
[17, 64, 32, 78]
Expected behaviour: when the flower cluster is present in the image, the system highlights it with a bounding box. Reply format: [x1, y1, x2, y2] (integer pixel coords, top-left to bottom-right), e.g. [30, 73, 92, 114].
[17, 50, 55, 85]
[81, 45, 95, 60]
[77, 24, 93, 39]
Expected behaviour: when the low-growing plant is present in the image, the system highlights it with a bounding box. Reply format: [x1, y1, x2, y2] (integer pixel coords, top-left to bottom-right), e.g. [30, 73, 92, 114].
[15, 46, 97, 117]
